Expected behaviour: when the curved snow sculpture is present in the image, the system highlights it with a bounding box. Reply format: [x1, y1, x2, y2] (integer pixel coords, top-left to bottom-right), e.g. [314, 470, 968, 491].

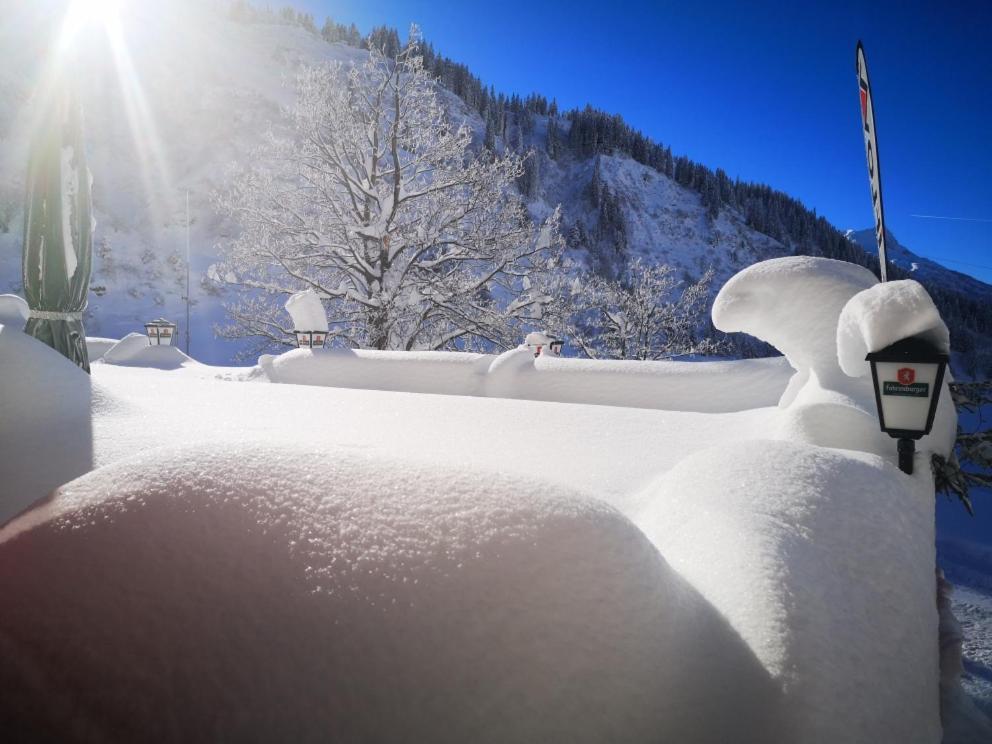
[712, 257, 887, 451]
[713, 256, 878, 407]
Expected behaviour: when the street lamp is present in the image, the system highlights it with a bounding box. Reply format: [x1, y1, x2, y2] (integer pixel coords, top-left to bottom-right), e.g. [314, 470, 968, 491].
[866, 336, 949, 474]
[144, 318, 177, 346]
[524, 331, 564, 358]
[294, 330, 327, 349]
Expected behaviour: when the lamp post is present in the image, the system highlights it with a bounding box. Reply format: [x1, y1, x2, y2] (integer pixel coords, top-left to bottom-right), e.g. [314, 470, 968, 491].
[866, 337, 949, 474]
[145, 318, 178, 346]
[294, 330, 327, 349]
[524, 331, 564, 358]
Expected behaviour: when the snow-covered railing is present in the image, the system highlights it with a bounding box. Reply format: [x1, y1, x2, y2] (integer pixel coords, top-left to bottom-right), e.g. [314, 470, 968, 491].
[257, 346, 794, 413]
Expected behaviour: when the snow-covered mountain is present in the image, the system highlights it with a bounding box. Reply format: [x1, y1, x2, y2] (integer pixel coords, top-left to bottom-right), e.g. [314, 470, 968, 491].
[1, 0, 990, 367]
[847, 229, 989, 297]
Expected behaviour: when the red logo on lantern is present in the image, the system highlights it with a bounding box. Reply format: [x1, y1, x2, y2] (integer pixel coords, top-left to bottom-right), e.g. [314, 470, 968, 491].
[897, 367, 916, 386]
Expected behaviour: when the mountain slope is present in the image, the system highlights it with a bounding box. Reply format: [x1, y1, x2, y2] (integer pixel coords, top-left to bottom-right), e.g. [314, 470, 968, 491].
[846, 229, 992, 374]
[1, 0, 990, 369]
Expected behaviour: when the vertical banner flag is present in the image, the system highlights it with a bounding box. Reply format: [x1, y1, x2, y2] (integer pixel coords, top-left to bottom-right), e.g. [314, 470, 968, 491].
[856, 41, 888, 282]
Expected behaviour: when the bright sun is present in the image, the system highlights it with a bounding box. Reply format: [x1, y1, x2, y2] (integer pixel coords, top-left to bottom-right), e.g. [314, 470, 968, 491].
[64, 0, 124, 35]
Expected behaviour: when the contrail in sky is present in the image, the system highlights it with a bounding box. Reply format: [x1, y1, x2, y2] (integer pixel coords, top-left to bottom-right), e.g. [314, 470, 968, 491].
[910, 214, 992, 223]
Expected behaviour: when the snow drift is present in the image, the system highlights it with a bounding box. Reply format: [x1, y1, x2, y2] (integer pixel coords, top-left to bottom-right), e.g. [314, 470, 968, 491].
[0, 443, 780, 743]
[84, 336, 120, 362]
[0, 323, 95, 524]
[636, 439, 941, 743]
[99, 332, 200, 370]
[259, 347, 493, 397]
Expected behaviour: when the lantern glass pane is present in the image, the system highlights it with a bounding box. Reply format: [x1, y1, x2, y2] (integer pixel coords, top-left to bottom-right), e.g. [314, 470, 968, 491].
[874, 360, 939, 434]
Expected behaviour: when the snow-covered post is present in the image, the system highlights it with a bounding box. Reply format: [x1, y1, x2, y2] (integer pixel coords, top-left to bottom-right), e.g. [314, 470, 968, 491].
[286, 290, 329, 349]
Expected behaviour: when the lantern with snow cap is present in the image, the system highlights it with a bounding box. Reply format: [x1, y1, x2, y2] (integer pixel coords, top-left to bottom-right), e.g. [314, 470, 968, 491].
[294, 330, 327, 349]
[144, 318, 178, 346]
[524, 331, 564, 358]
[866, 336, 949, 474]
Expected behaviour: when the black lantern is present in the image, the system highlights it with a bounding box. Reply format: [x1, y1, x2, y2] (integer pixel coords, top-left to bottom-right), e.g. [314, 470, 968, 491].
[524, 331, 564, 358]
[294, 330, 327, 349]
[866, 336, 949, 474]
[145, 318, 178, 346]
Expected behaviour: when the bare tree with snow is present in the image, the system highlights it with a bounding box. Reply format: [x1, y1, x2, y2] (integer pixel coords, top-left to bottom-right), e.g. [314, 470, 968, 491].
[213, 29, 563, 352]
[561, 259, 719, 361]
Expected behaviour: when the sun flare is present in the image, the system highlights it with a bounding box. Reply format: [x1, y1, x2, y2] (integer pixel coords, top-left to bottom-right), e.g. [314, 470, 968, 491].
[62, 0, 125, 43]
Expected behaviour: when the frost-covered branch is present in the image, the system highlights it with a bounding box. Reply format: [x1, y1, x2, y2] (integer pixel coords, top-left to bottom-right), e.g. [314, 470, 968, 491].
[212, 32, 562, 352]
[543, 259, 721, 361]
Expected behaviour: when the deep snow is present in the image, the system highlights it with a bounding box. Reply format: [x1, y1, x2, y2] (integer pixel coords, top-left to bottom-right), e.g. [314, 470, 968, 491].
[0, 256, 985, 741]
[0, 442, 782, 744]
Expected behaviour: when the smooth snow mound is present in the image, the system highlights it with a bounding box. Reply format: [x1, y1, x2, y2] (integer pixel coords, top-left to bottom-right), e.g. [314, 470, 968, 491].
[260, 347, 493, 397]
[0, 442, 780, 743]
[636, 439, 941, 744]
[0, 325, 95, 524]
[99, 332, 198, 369]
[85, 336, 119, 362]
[0, 294, 29, 330]
[837, 279, 950, 377]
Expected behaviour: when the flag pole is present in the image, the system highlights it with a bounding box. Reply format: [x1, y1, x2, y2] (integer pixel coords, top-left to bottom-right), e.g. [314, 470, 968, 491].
[856, 41, 889, 282]
[185, 189, 191, 355]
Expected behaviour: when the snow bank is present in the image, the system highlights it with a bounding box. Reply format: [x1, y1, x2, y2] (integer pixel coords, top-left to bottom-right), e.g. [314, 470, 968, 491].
[0, 443, 780, 743]
[260, 347, 493, 397]
[99, 332, 199, 370]
[836, 279, 950, 377]
[488, 348, 792, 412]
[85, 336, 119, 362]
[285, 289, 329, 332]
[0, 325, 95, 525]
[259, 346, 794, 413]
[0, 294, 29, 330]
[635, 439, 941, 743]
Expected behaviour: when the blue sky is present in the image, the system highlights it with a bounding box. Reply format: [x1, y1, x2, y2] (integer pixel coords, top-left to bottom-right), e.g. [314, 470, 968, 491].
[300, 0, 992, 282]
